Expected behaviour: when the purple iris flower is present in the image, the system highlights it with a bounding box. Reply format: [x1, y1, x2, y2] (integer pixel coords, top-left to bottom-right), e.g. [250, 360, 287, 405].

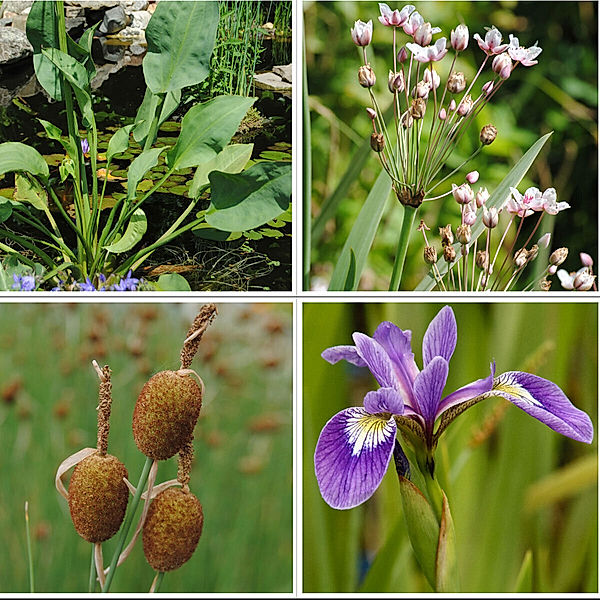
[81, 138, 90, 154]
[314, 306, 593, 510]
[12, 274, 36, 291]
[111, 270, 140, 291]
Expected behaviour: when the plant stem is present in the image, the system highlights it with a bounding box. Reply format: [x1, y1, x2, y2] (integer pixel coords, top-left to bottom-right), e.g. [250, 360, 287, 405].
[88, 545, 96, 593]
[150, 571, 165, 593]
[303, 36, 312, 290]
[25, 501, 34, 593]
[102, 457, 153, 593]
[389, 205, 418, 290]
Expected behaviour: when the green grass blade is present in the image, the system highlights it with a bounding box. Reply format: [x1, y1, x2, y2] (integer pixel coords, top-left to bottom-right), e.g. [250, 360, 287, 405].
[303, 35, 312, 290]
[25, 501, 34, 593]
[513, 550, 533, 592]
[328, 170, 392, 290]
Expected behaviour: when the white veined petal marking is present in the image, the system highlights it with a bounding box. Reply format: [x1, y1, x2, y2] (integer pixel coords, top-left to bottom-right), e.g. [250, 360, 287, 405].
[493, 373, 543, 407]
[344, 408, 394, 456]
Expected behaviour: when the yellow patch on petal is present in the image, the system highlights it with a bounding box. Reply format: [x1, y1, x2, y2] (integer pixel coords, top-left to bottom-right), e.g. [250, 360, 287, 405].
[493, 373, 542, 407]
[344, 411, 393, 456]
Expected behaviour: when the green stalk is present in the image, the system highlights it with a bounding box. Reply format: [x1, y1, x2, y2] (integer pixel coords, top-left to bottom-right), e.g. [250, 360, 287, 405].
[143, 94, 165, 152]
[102, 457, 153, 593]
[152, 571, 165, 593]
[303, 36, 311, 290]
[25, 501, 34, 593]
[389, 205, 418, 291]
[88, 545, 96, 593]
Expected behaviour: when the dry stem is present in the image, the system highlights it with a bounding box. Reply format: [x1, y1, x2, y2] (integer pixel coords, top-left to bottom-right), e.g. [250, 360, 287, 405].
[180, 304, 218, 369]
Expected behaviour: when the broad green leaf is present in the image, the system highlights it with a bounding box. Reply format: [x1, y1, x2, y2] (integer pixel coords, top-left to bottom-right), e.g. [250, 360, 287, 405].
[41, 48, 94, 128]
[398, 476, 439, 590]
[415, 132, 553, 290]
[328, 169, 391, 290]
[143, 0, 219, 94]
[206, 162, 291, 231]
[189, 143, 253, 198]
[435, 493, 459, 592]
[167, 96, 255, 171]
[132, 88, 181, 145]
[27, 0, 62, 100]
[0, 199, 12, 223]
[103, 209, 147, 253]
[0, 143, 49, 180]
[513, 550, 533, 592]
[106, 125, 135, 164]
[13, 173, 48, 211]
[127, 147, 166, 201]
[38, 119, 77, 158]
[154, 273, 191, 291]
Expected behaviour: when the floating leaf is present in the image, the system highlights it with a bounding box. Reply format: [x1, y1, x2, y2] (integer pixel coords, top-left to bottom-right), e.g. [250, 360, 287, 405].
[259, 150, 291, 161]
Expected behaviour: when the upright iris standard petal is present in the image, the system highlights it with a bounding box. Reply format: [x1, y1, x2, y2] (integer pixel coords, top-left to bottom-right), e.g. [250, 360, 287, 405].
[353, 332, 398, 388]
[422, 305, 457, 366]
[436, 362, 495, 418]
[492, 372, 594, 443]
[321, 345, 367, 368]
[314, 407, 397, 509]
[412, 356, 449, 427]
[364, 386, 406, 415]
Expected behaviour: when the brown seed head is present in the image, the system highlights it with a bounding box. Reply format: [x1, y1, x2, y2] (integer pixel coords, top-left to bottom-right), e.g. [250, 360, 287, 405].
[480, 124, 497, 146]
[133, 371, 203, 460]
[423, 246, 437, 265]
[143, 488, 204, 572]
[439, 224, 453, 246]
[358, 65, 376, 88]
[68, 453, 129, 543]
[443, 245, 457, 262]
[370, 133, 385, 153]
[410, 98, 426, 119]
[550, 247, 568, 266]
[447, 71, 466, 94]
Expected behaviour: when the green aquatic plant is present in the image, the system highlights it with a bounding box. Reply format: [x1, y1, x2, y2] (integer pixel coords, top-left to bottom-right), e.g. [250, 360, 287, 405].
[0, 1, 290, 290]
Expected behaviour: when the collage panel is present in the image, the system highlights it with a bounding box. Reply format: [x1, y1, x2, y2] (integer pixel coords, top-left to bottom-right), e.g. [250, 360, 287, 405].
[303, 301, 597, 593]
[0, 302, 292, 593]
[0, 0, 292, 293]
[304, 1, 597, 292]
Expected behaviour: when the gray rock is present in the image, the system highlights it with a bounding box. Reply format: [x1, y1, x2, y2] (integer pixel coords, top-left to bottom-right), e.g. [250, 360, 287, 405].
[0, 26, 32, 66]
[66, 1, 119, 9]
[129, 9, 150, 29]
[273, 64, 292, 83]
[253, 71, 292, 96]
[0, 1, 33, 18]
[98, 4, 130, 34]
[129, 42, 146, 55]
[124, 0, 149, 11]
[0, 17, 13, 26]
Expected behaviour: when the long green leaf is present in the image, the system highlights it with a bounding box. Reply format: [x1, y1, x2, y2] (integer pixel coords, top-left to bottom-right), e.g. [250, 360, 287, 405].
[167, 96, 255, 171]
[513, 550, 533, 592]
[435, 493, 459, 592]
[189, 144, 253, 197]
[103, 209, 147, 253]
[0, 143, 49, 180]
[143, 0, 219, 94]
[415, 132, 553, 290]
[127, 147, 166, 202]
[106, 125, 135, 164]
[206, 162, 291, 231]
[328, 169, 391, 290]
[132, 88, 181, 145]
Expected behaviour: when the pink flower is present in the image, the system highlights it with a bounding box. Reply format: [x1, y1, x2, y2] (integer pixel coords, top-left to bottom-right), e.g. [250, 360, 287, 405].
[464, 203, 477, 225]
[482, 206, 499, 228]
[507, 34, 542, 66]
[540, 187, 570, 215]
[492, 52, 512, 75]
[406, 38, 447, 63]
[452, 183, 474, 205]
[580, 252, 594, 267]
[473, 26, 509, 55]
[476, 187, 489, 207]
[505, 186, 544, 217]
[378, 3, 415, 27]
[438, 108, 447, 120]
[451, 24, 469, 52]
[351, 20, 373, 46]
[423, 66, 440, 89]
[466, 171, 479, 184]
[558, 267, 595, 291]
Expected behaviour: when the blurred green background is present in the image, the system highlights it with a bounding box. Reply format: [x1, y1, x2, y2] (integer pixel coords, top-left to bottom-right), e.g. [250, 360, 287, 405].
[305, 1, 598, 290]
[0, 302, 292, 593]
[303, 302, 597, 592]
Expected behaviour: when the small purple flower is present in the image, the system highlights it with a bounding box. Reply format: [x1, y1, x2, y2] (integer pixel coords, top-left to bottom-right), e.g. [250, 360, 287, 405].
[12, 274, 36, 291]
[77, 277, 96, 291]
[111, 270, 140, 291]
[314, 306, 593, 509]
[81, 138, 90, 154]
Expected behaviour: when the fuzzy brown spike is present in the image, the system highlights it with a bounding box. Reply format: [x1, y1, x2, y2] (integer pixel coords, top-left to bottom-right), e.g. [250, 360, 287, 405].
[96, 364, 112, 456]
[180, 304, 218, 369]
[177, 439, 194, 492]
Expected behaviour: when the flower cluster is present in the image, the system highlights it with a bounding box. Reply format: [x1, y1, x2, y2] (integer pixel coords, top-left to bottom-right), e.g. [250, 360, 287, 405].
[314, 306, 593, 509]
[76, 270, 141, 292]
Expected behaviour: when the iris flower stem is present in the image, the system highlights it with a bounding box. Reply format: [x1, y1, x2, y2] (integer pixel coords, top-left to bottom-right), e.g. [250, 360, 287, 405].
[389, 205, 418, 290]
[102, 457, 153, 593]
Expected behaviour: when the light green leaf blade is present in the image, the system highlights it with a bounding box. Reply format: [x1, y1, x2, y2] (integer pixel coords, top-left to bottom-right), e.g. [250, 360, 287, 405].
[154, 273, 191, 291]
[143, 0, 219, 94]
[103, 209, 147, 253]
[435, 493, 459, 592]
[328, 169, 392, 290]
[0, 143, 49, 180]
[189, 143, 254, 198]
[13, 173, 48, 211]
[0, 199, 12, 223]
[127, 147, 166, 201]
[106, 125, 135, 164]
[342, 249, 357, 291]
[132, 88, 181, 145]
[513, 550, 533, 592]
[166, 95, 255, 171]
[415, 132, 553, 290]
[205, 162, 291, 231]
[38, 119, 77, 158]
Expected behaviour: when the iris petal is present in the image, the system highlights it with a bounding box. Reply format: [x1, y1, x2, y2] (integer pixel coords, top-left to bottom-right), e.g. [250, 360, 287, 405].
[321, 345, 367, 368]
[413, 356, 449, 427]
[314, 407, 397, 509]
[422, 306, 457, 366]
[364, 386, 406, 415]
[353, 332, 397, 388]
[493, 372, 594, 443]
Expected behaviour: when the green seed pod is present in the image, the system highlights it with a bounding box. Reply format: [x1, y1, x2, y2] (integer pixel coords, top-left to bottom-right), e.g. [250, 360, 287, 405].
[68, 453, 129, 543]
[143, 487, 204, 572]
[132, 371, 203, 460]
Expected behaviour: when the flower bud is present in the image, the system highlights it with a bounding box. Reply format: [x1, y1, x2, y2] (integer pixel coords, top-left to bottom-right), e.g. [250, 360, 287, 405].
[480, 124, 497, 145]
[540, 278, 551, 291]
[423, 67, 440, 90]
[499, 63, 512, 80]
[397, 46, 408, 63]
[456, 224, 471, 244]
[550, 247, 568, 266]
[388, 70, 405, 93]
[466, 171, 479, 184]
[580, 252, 594, 267]
[514, 248, 528, 268]
[414, 80, 430, 98]
[451, 24, 469, 51]
[492, 52, 512, 76]
[366, 107, 377, 120]
[482, 80, 494, 96]
[538, 233, 551, 249]
[548, 265, 557, 275]
[402, 112, 414, 128]
[458, 94, 473, 116]
[443, 244, 456, 262]
[439, 225, 454, 246]
[573, 268, 595, 291]
[476, 250, 489, 270]
[476, 187, 489, 207]
[447, 71, 466, 94]
[449, 99, 457, 112]
[528, 244, 539, 261]
[370, 133, 385, 152]
[464, 208, 477, 226]
[414, 22, 433, 46]
[482, 206, 499, 228]
[452, 183, 474, 205]
[351, 19, 373, 47]
[439, 108, 447, 120]
[424, 245, 437, 264]
[358, 65, 376, 88]
[410, 98, 426, 119]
